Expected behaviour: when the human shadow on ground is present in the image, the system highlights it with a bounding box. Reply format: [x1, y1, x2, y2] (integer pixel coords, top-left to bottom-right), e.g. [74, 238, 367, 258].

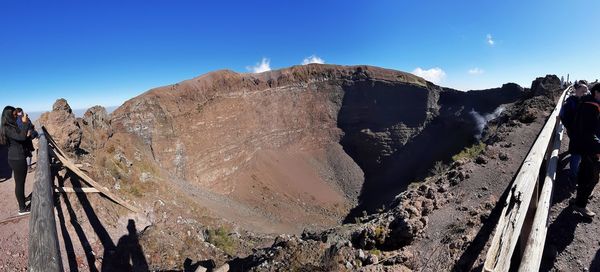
[590, 248, 600, 272]
[552, 152, 577, 205]
[112, 219, 149, 272]
[56, 170, 148, 271]
[0, 144, 11, 181]
[540, 203, 588, 271]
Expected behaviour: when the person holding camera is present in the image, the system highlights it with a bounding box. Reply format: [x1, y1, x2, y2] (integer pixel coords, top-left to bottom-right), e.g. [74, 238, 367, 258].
[0, 106, 33, 215]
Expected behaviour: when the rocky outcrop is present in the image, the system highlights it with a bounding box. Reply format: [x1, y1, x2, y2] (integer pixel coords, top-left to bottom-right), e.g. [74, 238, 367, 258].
[38, 98, 82, 152]
[82, 105, 111, 130]
[530, 74, 562, 99]
[79, 106, 113, 151]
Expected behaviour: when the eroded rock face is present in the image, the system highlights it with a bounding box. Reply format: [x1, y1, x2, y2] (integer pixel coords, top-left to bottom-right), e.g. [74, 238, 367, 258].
[531, 74, 562, 99]
[83, 105, 111, 130]
[79, 105, 113, 151]
[38, 98, 82, 152]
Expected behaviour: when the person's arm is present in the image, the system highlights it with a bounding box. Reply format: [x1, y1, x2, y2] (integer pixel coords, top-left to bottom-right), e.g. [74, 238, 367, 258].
[559, 98, 572, 118]
[6, 127, 28, 142]
[30, 128, 39, 139]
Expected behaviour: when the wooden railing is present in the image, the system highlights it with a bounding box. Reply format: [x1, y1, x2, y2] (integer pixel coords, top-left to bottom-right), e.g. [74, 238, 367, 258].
[484, 86, 571, 271]
[28, 132, 64, 272]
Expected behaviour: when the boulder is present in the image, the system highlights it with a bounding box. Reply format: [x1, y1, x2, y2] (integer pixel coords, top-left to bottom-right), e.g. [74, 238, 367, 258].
[530, 75, 562, 99]
[78, 105, 114, 151]
[83, 105, 111, 130]
[38, 98, 82, 152]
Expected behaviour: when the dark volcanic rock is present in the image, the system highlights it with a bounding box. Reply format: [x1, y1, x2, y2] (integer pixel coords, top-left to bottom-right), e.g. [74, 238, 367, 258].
[531, 74, 562, 99]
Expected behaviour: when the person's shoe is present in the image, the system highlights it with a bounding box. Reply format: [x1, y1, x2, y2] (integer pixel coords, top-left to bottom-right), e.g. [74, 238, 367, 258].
[590, 191, 595, 200]
[18, 206, 31, 216]
[25, 194, 32, 203]
[574, 206, 596, 219]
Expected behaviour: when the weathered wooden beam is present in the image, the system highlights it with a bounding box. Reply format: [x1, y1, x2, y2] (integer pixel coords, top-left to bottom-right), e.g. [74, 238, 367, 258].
[28, 133, 64, 272]
[52, 149, 139, 213]
[54, 186, 100, 193]
[42, 126, 140, 213]
[483, 87, 568, 271]
[518, 118, 564, 271]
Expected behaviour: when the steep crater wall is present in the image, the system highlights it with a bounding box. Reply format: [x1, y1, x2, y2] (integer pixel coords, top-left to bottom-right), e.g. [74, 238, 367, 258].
[69, 64, 524, 233]
[339, 82, 524, 216]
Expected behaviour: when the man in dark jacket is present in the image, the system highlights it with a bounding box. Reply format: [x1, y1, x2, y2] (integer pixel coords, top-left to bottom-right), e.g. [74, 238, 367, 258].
[571, 84, 600, 218]
[560, 81, 589, 181]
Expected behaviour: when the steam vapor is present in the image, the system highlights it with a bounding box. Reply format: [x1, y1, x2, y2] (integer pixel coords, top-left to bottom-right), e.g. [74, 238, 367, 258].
[470, 106, 505, 140]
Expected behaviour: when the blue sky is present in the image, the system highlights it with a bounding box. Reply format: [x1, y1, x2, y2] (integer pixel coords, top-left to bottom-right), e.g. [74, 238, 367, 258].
[1, 0, 599, 112]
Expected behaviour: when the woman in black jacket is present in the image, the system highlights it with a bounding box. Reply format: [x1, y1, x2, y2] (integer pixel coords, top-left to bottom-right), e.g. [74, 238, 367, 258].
[0, 106, 32, 215]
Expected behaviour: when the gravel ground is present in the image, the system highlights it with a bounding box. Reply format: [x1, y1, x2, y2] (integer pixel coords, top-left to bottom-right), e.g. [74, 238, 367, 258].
[542, 136, 600, 272]
[0, 154, 35, 271]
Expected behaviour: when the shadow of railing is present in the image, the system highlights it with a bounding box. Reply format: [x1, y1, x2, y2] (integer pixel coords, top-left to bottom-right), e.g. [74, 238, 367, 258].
[66, 171, 148, 272]
[54, 169, 97, 272]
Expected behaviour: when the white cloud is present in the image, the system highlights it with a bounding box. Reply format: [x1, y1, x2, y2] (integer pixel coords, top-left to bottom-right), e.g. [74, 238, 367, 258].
[246, 58, 271, 73]
[468, 67, 484, 75]
[302, 55, 325, 65]
[486, 34, 495, 46]
[411, 67, 446, 84]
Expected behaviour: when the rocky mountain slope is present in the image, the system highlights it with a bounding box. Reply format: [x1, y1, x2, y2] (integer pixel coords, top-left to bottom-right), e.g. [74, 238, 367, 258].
[36, 65, 562, 271]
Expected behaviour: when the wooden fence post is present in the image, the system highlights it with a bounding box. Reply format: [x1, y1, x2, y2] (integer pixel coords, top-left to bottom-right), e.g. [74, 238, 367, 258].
[28, 133, 63, 272]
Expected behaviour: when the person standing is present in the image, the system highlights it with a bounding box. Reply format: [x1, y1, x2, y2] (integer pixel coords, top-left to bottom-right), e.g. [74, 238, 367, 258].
[560, 81, 589, 182]
[571, 84, 600, 218]
[0, 106, 32, 215]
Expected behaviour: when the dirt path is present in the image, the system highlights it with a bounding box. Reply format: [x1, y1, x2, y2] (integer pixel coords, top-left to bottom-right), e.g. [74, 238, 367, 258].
[0, 148, 35, 271]
[542, 137, 600, 271]
[398, 112, 548, 271]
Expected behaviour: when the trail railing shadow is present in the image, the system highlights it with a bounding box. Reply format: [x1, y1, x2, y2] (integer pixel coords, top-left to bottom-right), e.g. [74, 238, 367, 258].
[539, 204, 587, 272]
[54, 167, 90, 272]
[54, 168, 148, 271]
